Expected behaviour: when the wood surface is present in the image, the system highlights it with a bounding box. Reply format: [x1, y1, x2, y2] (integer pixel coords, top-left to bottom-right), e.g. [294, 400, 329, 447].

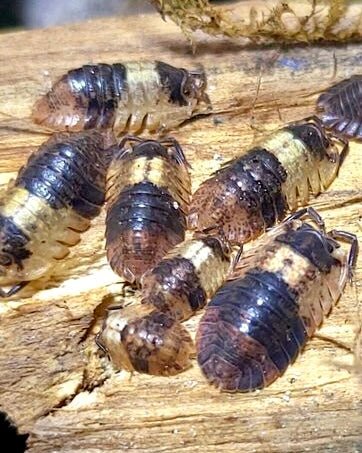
[0, 6, 361, 453]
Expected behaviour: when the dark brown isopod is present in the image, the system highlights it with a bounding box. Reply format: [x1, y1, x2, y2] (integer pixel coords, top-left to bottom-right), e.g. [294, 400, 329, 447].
[96, 233, 233, 376]
[196, 208, 358, 391]
[0, 130, 114, 297]
[189, 117, 347, 245]
[105, 136, 191, 284]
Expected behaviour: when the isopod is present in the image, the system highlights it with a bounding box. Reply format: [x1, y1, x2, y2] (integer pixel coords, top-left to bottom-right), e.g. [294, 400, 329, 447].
[196, 208, 358, 391]
[189, 117, 348, 245]
[141, 233, 233, 321]
[105, 136, 191, 284]
[96, 303, 193, 376]
[96, 233, 233, 375]
[317, 75, 362, 139]
[0, 130, 114, 297]
[32, 61, 210, 133]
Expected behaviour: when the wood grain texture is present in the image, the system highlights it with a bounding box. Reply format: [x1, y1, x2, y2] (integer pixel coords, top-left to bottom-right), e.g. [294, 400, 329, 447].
[0, 10, 361, 453]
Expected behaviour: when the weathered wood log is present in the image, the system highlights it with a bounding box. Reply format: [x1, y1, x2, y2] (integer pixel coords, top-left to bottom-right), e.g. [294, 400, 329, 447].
[0, 10, 361, 453]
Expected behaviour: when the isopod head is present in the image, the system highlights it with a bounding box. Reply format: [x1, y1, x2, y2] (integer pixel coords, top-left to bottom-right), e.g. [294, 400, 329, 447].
[182, 68, 210, 110]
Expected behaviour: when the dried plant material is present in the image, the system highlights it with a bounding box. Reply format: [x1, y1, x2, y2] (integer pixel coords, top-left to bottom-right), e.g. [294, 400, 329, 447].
[149, 0, 362, 44]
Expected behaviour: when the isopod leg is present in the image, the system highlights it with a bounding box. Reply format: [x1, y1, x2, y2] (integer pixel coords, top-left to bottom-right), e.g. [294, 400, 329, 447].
[0, 281, 29, 298]
[330, 135, 349, 169]
[199, 224, 223, 235]
[118, 134, 144, 150]
[285, 207, 325, 233]
[328, 230, 358, 281]
[200, 91, 212, 109]
[232, 245, 244, 270]
[159, 137, 191, 168]
[95, 332, 108, 355]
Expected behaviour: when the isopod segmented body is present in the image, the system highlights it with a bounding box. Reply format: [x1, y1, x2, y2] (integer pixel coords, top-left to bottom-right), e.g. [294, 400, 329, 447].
[0, 130, 114, 297]
[32, 61, 210, 133]
[196, 208, 358, 392]
[141, 233, 233, 321]
[317, 75, 362, 139]
[189, 118, 347, 245]
[97, 233, 232, 375]
[105, 136, 191, 284]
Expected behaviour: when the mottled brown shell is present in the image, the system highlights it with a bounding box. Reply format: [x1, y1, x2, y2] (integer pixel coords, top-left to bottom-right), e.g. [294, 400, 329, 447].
[196, 212, 356, 392]
[189, 120, 343, 245]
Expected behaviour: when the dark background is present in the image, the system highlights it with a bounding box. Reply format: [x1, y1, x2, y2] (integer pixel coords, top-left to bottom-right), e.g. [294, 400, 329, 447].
[0, 0, 19, 28]
[0, 0, 151, 29]
[0, 0, 229, 29]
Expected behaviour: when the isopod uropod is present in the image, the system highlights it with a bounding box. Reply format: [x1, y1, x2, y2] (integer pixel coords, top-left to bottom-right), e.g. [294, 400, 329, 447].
[105, 136, 191, 284]
[189, 117, 348, 245]
[96, 233, 233, 375]
[317, 75, 362, 139]
[0, 130, 114, 297]
[196, 208, 358, 392]
[32, 61, 210, 133]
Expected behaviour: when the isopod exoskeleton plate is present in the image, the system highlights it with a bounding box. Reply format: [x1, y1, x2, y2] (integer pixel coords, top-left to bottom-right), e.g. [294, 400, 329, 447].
[317, 75, 362, 139]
